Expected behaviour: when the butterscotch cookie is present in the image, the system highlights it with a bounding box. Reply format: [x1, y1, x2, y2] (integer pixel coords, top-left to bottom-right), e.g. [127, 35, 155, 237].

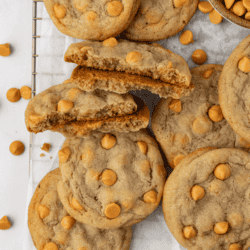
[219, 34, 250, 142]
[163, 147, 250, 250]
[28, 169, 132, 250]
[43, 0, 140, 40]
[25, 81, 149, 137]
[70, 66, 195, 99]
[64, 39, 192, 87]
[57, 131, 166, 229]
[123, 0, 198, 41]
[152, 65, 238, 168]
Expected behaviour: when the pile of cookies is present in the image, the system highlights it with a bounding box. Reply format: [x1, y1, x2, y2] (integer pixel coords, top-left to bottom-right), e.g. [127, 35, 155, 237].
[25, 0, 250, 249]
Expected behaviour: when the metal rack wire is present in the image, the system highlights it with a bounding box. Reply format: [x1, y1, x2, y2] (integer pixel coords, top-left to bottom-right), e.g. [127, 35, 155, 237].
[30, 0, 43, 176]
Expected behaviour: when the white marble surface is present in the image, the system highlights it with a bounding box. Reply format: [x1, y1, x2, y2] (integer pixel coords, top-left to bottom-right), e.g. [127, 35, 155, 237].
[0, 1, 250, 250]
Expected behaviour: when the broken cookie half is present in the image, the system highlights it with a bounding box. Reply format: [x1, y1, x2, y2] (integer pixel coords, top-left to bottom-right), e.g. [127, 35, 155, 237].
[25, 81, 149, 137]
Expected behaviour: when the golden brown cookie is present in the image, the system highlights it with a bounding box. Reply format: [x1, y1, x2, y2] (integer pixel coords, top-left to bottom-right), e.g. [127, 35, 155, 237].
[28, 169, 132, 250]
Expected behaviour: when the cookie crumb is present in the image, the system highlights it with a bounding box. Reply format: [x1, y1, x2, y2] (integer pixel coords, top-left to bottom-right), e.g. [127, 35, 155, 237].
[41, 143, 51, 152]
[40, 153, 45, 157]
[50, 156, 52, 159]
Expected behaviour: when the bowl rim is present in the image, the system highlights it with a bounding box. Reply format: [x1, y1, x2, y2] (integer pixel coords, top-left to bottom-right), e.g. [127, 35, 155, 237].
[209, 0, 250, 29]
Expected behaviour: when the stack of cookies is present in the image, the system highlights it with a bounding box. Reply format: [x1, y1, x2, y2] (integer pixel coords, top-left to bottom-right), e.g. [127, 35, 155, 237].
[26, 0, 250, 248]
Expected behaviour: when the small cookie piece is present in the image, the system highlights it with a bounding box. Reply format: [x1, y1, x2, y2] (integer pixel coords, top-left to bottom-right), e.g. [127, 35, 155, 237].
[65, 39, 192, 87]
[6, 88, 21, 102]
[41, 143, 51, 152]
[0, 216, 11, 230]
[25, 81, 150, 137]
[152, 65, 238, 168]
[163, 147, 250, 249]
[28, 169, 132, 250]
[123, 0, 198, 41]
[0, 43, 11, 57]
[20, 86, 32, 100]
[9, 141, 24, 156]
[219, 35, 250, 142]
[57, 131, 166, 229]
[43, 0, 140, 40]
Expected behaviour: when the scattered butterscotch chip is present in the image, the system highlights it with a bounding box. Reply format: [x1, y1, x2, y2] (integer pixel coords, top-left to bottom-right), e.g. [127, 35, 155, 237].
[106, 1, 124, 16]
[214, 221, 229, 234]
[101, 134, 117, 149]
[20, 86, 32, 100]
[143, 190, 157, 203]
[229, 243, 242, 250]
[105, 203, 121, 219]
[58, 100, 74, 112]
[214, 164, 231, 180]
[6, 88, 21, 102]
[102, 169, 117, 186]
[44, 242, 58, 250]
[137, 141, 148, 155]
[40, 153, 45, 157]
[192, 116, 212, 134]
[198, 1, 214, 13]
[183, 226, 196, 238]
[209, 9, 223, 24]
[174, 0, 188, 8]
[0, 43, 11, 57]
[0, 216, 11, 230]
[71, 197, 84, 210]
[103, 37, 118, 47]
[173, 154, 186, 167]
[58, 147, 71, 163]
[192, 49, 207, 65]
[191, 185, 205, 201]
[225, 0, 235, 9]
[208, 105, 224, 122]
[54, 4, 66, 19]
[243, 0, 250, 10]
[61, 216, 76, 230]
[179, 30, 194, 45]
[245, 11, 250, 19]
[9, 141, 24, 156]
[169, 99, 182, 112]
[37, 205, 50, 219]
[233, 1, 246, 16]
[41, 143, 51, 152]
[126, 51, 142, 63]
[238, 57, 250, 72]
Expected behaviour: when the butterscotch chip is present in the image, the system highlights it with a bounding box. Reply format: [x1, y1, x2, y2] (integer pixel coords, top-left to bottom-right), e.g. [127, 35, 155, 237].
[54, 4, 66, 19]
[166, 61, 173, 69]
[86, 11, 98, 21]
[214, 221, 229, 234]
[105, 203, 121, 219]
[9, 141, 24, 156]
[106, 1, 124, 16]
[66, 88, 82, 100]
[71, 197, 84, 210]
[209, 9, 223, 24]
[179, 30, 194, 45]
[126, 51, 142, 64]
[233, 1, 246, 16]
[245, 11, 250, 19]
[20, 86, 32, 100]
[227, 213, 243, 228]
[238, 57, 250, 73]
[214, 164, 231, 180]
[29, 114, 44, 124]
[173, 154, 185, 167]
[208, 105, 224, 122]
[183, 226, 196, 238]
[101, 134, 117, 149]
[61, 216, 76, 229]
[191, 185, 205, 201]
[6, 88, 21, 102]
[203, 69, 213, 79]
[192, 116, 212, 134]
[103, 37, 118, 47]
[40, 153, 45, 157]
[225, 0, 236, 9]
[192, 49, 207, 65]
[37, 205, 50, 219]
[0, 216, 11, 230]
[44, 242, 58, 250]
[169, 99, 182, 112]
[41, 143, 51, 152]
[243, 0, 250, 10]
[58, 147, 71, 163]
[0, 43, 11, 57]
[143, 190, 157, 203]
[102, 169, 117, 186]
[198, 1, 213, 13]
[137, 141, 148, 155]
[229, 244, 242, 250]
[174, 0, 188, 8]
[58, 100, 74, 112]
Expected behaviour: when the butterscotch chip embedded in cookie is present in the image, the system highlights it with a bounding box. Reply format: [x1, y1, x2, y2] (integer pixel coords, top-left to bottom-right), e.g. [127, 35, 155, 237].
[28, 169, 132, 250]
[57, 131, 166, 229]
[163, 147, 250, 249]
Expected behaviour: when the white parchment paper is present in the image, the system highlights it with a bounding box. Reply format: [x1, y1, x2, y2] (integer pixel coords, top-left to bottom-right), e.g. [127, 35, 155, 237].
[23, 3, 250, 250]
